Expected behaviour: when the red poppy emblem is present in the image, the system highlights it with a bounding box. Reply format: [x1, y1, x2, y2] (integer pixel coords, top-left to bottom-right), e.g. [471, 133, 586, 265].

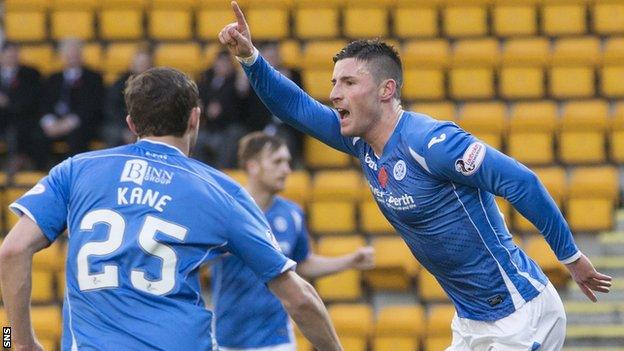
[378, 167, 388, 188]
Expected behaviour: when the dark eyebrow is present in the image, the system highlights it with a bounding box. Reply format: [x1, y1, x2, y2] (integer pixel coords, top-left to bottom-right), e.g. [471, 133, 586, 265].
[331, 76, 355, 84]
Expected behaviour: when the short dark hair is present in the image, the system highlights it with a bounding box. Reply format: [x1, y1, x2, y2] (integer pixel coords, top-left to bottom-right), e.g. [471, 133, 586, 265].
[333, 39, 403, 99]
[124, 67, 199, 137]
[238, 132, 287, 169]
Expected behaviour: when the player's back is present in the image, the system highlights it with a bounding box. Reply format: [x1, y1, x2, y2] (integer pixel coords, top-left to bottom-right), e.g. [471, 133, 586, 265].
[55, 140, 238, 350]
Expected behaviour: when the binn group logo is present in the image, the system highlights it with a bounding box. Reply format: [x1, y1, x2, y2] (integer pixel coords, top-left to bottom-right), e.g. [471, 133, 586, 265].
[120, 159, 174, 186]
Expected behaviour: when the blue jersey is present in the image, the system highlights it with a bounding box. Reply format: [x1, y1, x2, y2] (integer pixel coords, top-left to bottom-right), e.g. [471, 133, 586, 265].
[241, 55, 581, 321]
[10, 140, 295, 350]
[213, 196, 310, 349]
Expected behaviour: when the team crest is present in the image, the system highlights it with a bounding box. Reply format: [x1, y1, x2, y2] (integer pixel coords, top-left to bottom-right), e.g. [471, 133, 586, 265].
[393, 160, 407, 181]
[273, 216, 288, 232]
[455, 142, 486, 176]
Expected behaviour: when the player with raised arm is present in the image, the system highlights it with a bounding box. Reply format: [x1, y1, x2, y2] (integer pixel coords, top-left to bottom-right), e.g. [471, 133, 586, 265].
[213, 132, 375, 351]
[0, 67, 342, 351]
[219, 2, 612, 350]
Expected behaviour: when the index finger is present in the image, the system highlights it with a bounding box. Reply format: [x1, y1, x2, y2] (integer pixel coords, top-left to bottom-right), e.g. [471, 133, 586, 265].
[231, 1, 247, 29]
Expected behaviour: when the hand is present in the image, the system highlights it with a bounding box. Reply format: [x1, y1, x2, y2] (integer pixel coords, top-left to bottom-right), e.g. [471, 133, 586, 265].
[218, 1, 254, 58]
[351, 246, 375, 270]
[565, 253, 612, 302]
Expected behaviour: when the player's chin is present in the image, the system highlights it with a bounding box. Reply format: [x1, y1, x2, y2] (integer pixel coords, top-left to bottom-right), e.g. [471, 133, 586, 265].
[339, 124, 358, 137]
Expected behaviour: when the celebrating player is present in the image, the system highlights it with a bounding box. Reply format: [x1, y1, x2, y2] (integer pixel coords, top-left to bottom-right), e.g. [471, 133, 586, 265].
[219, 2, 612, 350]
[213, 132, 375, 351]
[0, 68, 342, 351]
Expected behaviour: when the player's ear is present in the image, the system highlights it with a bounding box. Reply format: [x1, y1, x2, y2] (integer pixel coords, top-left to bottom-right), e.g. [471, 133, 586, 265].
[379, 79, 397, 102]
[188, 107, 201, 132]
[126, 115, 138, 135]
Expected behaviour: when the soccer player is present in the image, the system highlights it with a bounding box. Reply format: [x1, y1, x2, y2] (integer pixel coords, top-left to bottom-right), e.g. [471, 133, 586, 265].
[213, 132, 375, 351]
[218, 3, 613, 350]
[0, 67, 343, 351]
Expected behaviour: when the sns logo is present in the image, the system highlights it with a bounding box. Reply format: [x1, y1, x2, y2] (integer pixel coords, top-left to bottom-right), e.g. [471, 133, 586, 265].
[121, 159, 174, 186]
[364, 153, 378, 171]
[455, 142, 486, 176]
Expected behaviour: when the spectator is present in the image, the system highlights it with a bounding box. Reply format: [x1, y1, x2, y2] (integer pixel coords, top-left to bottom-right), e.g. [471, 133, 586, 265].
[104, 46, 152, 147]
[41, 38, 105, 157]
[0, 42, 47, 171]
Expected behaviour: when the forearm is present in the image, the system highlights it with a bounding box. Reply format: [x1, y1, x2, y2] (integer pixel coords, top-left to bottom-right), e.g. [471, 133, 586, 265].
[0, 251, 36, 347]
[297, 254, 355, 279]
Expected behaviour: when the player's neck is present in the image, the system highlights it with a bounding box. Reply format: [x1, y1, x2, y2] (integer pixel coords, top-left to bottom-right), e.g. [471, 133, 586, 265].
[245, 182, 275, 211]
[140, 136, 189, 156]
[364, 103, 403, 157]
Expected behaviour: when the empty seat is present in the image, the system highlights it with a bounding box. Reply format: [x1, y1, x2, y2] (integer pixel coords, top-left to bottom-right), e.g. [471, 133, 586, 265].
[14, 171, 46, 186]
[558, 100, 609, 164]
[52, 0, 99, 8]
[197, 6, 234, 40]
[425, 335, 452, 351]
[316, 237, 366, 300]
[51, 9, 95, 40]
[279, 40, 302, 69]
[541, 0, 587, 36]
[33, 241, 65, 272]
[82, 42, 103, 71]
[402, 39, 451, 68]
[611, 102, 624, 163]
[393, 3, 439, 38]
[302, 40, 347, 69]
[329, 303, 373, 351]
[592, 0, 624, 35]
[104, 42, 140, 78]
[458, 102, 507, 150]
[365, 237, 418, 290]
[507, 101, 557, 165]
[19, 45, 57, 75]
[549, 66, 595, 98]
[281, 170, 311, 206]
[247, 7, 289, 40]
[99, 7, 143, 40]
[32, 306, 62, 339]
[411, 101, 457, 122]
[493, 0, 538, 37]
[449, 67, 494, 100]
[499, 66, 545, 99]
[359, 200, 394, 234]
[568, 166, 619, 201]
[301, 68, 334, 101]
[374, 305, 424, 351]
[303, 136, 351, 168]
[502, 37, 551, 66]
[419, 269, 449, 302]
[154, 43, 202, 77]
[524, 239, 565, 286]
[402, 68, 445, 100]
[426, 304, 455, 338]
[566, 166, 619, 231]
[513, 167, 567, 232]
[309, 201, 356, 234]
[601, 38, 624, 98]
[452, 38, 500, 67]
[148, 7, 192, 40]
[344, 6, 388, 38]
[552, 36, 601, 66]
[5, 10, 47, 42]
[4, 0, 51, 10]
[443, 1, 488, 38]
[294, 6, 339, 39]
[32, 270, 55, 302]
[312, 170, 363, 201]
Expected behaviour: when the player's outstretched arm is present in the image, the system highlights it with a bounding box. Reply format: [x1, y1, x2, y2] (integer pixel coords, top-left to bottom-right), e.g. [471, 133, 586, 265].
[268, 271, 343, 351]
[297, 246, 375, 279]
[217, 1, 355, 155]
[0, 217, 49, 351]
[565, 254, 612, 302]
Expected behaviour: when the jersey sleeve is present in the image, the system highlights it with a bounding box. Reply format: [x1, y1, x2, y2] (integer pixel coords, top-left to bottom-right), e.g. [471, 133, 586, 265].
[241, 54, 357, 156]
[418, 124, 580, 263]
[290, 207, 311, 263]
[223, 189, 296, 283]
[9, 158, 72, 242]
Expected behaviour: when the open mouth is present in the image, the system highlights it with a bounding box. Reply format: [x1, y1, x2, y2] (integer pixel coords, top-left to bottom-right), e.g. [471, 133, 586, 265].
[337, 108, 350, 120]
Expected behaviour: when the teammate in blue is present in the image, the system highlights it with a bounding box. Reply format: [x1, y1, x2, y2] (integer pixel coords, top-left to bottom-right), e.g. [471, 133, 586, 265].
[213, 132, 375, 351]
[0, 67, 343, 351]
[219, 3, 613, 350]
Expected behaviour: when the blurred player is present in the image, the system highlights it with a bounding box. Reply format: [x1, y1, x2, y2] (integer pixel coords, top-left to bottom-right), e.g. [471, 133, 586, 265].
[0, 67, 342, 351]
[213, 132, 375, 351]
[218, 2, 612, 350]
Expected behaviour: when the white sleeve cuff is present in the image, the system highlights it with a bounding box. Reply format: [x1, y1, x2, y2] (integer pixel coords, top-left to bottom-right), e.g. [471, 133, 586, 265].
[9, 202, 38, 225]
[560, 250, 582, 264]
[236, 47, 259, 67]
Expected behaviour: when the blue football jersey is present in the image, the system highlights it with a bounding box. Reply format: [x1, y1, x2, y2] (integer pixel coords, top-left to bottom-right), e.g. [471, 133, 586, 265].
[10, 140, 295, 350]
[241, 55, 581, 321]
[213, 196, 310, 349]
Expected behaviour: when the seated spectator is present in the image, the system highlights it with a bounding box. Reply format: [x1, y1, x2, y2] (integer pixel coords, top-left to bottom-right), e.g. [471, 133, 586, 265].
[41, 38, 105, 157]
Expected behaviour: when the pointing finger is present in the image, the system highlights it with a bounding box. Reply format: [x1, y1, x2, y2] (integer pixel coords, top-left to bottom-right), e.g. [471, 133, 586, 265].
[231, 1, 248, 30]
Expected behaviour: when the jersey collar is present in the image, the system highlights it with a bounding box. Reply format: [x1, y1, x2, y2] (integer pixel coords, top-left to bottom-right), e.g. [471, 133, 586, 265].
[378, 110, 406, 163]
[136, 139, 187, 157]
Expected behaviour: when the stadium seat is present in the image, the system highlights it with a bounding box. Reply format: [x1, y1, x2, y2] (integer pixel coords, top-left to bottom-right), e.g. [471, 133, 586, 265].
[402, 68, 445, 100]
[4, 0, 50, 10]
[329, 304, 373, 351]
[303, 136, 351, 168]
[99, 7, 144, 40]
[148, 7, 193, 40]
[492, 0, 538, 37]
[246, 7, 289, 40]
[552, 36, 601, 66]
[14, 171, 46, 186]
[309, 201, 356, 234]
[402, 39, 451, 68]
[104, 42, 140, 80]
[365, 237, 419, 290]
[19, 45, 57, 75]
[32, 306, 62, 338]
[197, 6, 234, 40]
[201, 42, 223, 71]
[316, 237, 366, 300]
[4, 187, 26, 231]
[5, 10, 47, 42]
[33, 241, 65, 272]
[442, 1, 488, 38]
[411, 101, 456, 122]
[154, 43, 202, 77]
[344, 6, 389, 38]
[82, 42, 103, 71]
[374, 305, 424, 351]
[359, 200, 394, 234]
[566, 166, 619, 232]
[279, 40, 302, 69]
[458, 102, 507, 150]
[426, 304, 455, 338]
[419, 269, 449, 302]
[452, 38, 500, 67]
[281, 170, 311, 206]
[601, 38, 624, 98]
[294, 6, 339, 39]
[52, 0, 99, 8]
[393, 3, 439, 38]
[499, 66, 544, 99]
[592, 0, 624, 35]
[549, 65, 595, 98]
[301, 68, 334, 101]
[513, 166, 567, 232]
[32, 270, 55, 302]
[502, 37, 551, 66]
[611, 102, 624, 163]
[541, 0, 587, 36]
[507, 101, 557, 165]
[558, 100, 609, 164]
[301, 40, 347, 69]
[425, 335, 452, 351]
[312, 170, 364, 201]
[568, 166, 619, 201]
[524, 235, 568, 286]
[449, 67, 494, 100]
[51, 9, 95, 40]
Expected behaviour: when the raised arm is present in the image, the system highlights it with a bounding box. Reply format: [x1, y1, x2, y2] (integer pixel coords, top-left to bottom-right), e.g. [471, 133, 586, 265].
[297, 247, 375, 279]
[217, 1, 356, 155]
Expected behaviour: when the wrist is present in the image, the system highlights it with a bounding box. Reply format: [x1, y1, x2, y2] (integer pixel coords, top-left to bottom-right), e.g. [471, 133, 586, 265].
[236, 47, 259, 66]
[562, 251, 583, 265]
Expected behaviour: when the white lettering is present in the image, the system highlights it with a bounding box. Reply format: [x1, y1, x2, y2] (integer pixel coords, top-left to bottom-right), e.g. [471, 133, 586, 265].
[130, 187, 143, 204]
[155, 195, 172, 212]
[117, 187, 128, 205]
[117, 187, 172, 212]
[141, 189, 160, 207]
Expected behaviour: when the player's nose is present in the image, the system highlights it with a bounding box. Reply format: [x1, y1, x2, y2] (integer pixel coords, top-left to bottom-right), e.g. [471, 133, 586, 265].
[329, 84, 342, 104]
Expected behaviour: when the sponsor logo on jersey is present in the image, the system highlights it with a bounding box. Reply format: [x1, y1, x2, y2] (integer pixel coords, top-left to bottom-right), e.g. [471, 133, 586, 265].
[378, 166, 388, 188]
[455, 142, 486, 176]
[427, 133, 446, 149]
[393, 160, 407, 181]
[23, 183, 45, 196]
[364, 153, 378, 171]
[121, 159, 174, 186]
[368, 182, 416, 211]
[273, 216, 288, 232]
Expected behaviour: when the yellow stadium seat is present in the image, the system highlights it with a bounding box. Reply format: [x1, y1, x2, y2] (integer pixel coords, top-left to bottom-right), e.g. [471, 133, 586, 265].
[303, 136, 351, 168]
[499, 66, 544, 99]
[281, 170, 311, 206]
[52, 0, 99, 9]
[33, 241, 65, 272]
[402, 68, 445, 100]
[309, 201, 356, 234]
[148, 8, 192, 40]
[558, 100, 608, 164]
[19, 45, 57, 75]
[279, 40, 302, 69]
[552, 36, 601, 66]
[449, 67, 494, 100]
[316, 237, 366, 300]
[39, 338, 57, 351]
[549, 66, 595, 99]
[4, 188, 27, 231]
[374, 305, 424, 351]
[419, 270, 449, 302]
[568, 166, 619, 201]
[247, 7, 289, 40]
[566, 166, 618, 232]
[425, 335, 452, 351]
[365, 237, 418, 290]
[99, 8, 143, 40]
[411, 101, 456, 122]
[197, 8, 234, 40]
[154, 43, 202, 77]
[51, 9, 95, 40]
[32, 270, 55, 303]
[458, 102, 506, 150]
[493, 1, 538, 37]
[402, 39, 451, 68]
[611, 103, 624, 163]
[568, 198, 615, 232]
[301, 68, 333, 101]
[443, 2, 488, 38]
[541, 1, 587, 36]
[14, 171, 47, 186]
[312, 170, 363, 201]
[507, 101, 557, 165]
[101, 0, 148, 7]
[592, 1, 624, 35]
[329, 304, 372, 351]
[393, 3, 439, 38]
[359, 200, 394, 234]
[104, 42, 140, 78]
[4, 0, 51, 10]
[302, 40, 347, 69]
[5, 11, 47, 42]
[426, 304, 455, 338]
[0, 173, 8, 186]
[32, 306, 62, 338]
[502, 37, 551, 66]
[452, 38, 500, 67]
[294, 7, 339, 39]
[82, 42, 103, 71]
[601, 66, 624, 98]
[344, 6, 388, 38]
